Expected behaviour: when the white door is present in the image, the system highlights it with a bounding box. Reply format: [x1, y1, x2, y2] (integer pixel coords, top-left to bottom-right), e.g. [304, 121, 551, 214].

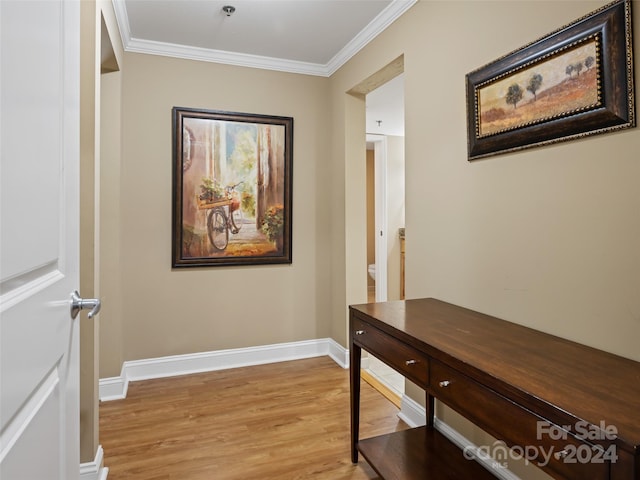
[0, 1, 81, 479]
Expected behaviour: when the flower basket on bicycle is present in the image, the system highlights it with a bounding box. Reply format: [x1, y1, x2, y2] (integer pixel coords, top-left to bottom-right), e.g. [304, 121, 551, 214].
[196, 179, 244, 251]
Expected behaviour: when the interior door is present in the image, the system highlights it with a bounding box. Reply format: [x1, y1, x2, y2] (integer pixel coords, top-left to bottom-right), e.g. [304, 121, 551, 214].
[0, 1, 81, 478]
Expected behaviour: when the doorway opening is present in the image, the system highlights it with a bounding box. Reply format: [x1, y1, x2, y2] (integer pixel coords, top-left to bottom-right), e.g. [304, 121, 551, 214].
[363, 71, 406, 402]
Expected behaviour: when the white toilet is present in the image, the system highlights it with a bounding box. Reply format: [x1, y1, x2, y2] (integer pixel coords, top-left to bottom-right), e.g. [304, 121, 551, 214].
[368, 264, 376, 280]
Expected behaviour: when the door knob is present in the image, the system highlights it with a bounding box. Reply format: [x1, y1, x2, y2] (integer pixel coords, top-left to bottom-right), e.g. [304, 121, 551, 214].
[70, 290, 101, 319]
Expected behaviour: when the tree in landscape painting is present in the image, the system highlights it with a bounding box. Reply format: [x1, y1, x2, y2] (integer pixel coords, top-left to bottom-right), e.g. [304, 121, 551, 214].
[526, 74, 543, 101]
[565, 64, 574, 77]
[505, 84, 523, 109]
[566, 61, 585, 77]
[585, 55, 595, 70]
[477, 39, 600, 138]
[573, 62, 584, 76]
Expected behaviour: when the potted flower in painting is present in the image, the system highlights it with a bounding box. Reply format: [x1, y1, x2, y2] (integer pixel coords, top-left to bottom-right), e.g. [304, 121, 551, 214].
[261, 204, 284, 250]
[199, 178, 224, 203]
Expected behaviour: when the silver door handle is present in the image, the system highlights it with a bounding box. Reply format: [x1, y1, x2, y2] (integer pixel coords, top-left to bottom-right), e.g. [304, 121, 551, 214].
[70, 290, 101, 319]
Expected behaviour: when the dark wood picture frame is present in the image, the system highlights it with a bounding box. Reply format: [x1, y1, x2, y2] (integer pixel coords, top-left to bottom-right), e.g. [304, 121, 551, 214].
[466, 0, 634, 161]
[172, 107, 293, 267]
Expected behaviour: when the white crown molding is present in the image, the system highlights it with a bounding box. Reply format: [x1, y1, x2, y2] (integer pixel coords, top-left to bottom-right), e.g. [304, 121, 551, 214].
[99, 338, 348, 401]
[125, 38, 328, 76]
[111, 0, 416, 77]
[325, 0, 417, 76]
[111, 0, 131, 49]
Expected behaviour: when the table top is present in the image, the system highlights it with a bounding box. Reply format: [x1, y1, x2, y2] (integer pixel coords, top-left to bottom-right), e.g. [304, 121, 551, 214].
[350, 298, 640, 454]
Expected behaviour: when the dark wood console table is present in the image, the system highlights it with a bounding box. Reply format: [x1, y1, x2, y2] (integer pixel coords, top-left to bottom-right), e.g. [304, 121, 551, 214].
[349, 298, 640, 479]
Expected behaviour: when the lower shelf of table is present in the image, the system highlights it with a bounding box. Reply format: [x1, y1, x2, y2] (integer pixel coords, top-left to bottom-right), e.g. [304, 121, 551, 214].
[356, 426, 498, 479]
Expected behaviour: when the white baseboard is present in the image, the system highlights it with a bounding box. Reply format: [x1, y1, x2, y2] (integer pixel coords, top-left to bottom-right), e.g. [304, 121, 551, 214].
[79, 445, 109, 480]
[398, 392, 427, 427]
[100, 338, 348, 401]
[328, 338, 349, 368]
[98, 376, 128, 402]
[399, 396, 522, 480]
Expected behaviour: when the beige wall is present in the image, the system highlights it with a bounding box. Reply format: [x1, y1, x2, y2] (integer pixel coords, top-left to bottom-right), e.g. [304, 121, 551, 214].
[101, 0, 640, 363]
[95, 1, 639, 475]
[332, 0, 640, 359]
[79, 0, 98, 462]
[99, 69, 123, 378]
[80, 0, 124, 463]
[99, 53, 331, 376]
[406, 0, 640, 361]
[385, 135, 405, 301]
[332, 2, 639, 478]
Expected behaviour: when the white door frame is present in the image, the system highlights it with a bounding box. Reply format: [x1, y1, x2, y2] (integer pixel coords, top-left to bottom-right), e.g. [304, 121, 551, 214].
[367, 134, 388, 302]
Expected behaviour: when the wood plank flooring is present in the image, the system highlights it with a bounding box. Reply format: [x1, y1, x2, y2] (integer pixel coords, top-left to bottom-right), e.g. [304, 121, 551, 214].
[99, 356, 408, 479]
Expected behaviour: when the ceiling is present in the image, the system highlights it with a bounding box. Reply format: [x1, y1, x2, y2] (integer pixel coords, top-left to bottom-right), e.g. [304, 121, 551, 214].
[366, 73, 404, 137]
[114, 0, 409, 136]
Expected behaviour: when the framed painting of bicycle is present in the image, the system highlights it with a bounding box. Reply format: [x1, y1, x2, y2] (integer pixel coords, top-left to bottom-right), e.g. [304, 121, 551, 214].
[172, 107, 293, 267]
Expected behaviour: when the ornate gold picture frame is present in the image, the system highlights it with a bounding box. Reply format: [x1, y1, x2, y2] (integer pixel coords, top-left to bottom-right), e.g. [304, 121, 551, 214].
[466, 0, 634, 160]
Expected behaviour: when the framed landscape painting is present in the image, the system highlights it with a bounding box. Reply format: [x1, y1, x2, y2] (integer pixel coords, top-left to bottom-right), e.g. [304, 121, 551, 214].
[466, 0, 634, 160]
[172, 107, 293, 267]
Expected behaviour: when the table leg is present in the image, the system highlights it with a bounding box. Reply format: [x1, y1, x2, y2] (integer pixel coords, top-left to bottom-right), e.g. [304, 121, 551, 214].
[426, 392, 435, 427]
[350, 341, 362, 463]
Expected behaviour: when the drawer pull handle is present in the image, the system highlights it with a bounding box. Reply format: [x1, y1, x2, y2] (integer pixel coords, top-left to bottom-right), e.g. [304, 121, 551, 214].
[355, 330, 365, 335]
[556, 449, 570, 459]
[405, 360, 417, 365]
[439, 380, 451, 388]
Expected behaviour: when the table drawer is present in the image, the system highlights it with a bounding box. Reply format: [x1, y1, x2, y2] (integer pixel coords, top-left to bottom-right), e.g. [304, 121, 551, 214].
[352, 318, 429, 386]
[431, 360, 610, 480]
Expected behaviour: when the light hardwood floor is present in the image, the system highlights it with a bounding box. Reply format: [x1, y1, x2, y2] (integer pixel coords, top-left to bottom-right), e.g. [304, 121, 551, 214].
[99, 356, 408, 479]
